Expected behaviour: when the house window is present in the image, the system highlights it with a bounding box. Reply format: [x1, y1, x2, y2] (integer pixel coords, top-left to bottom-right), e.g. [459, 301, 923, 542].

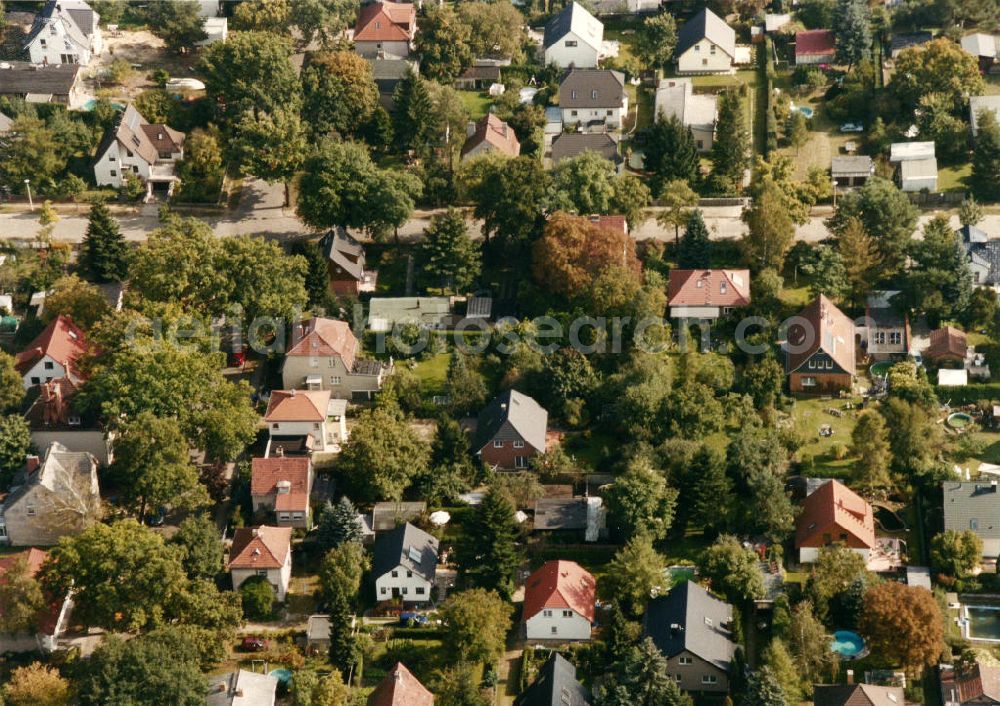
[571, 90, 578, 99]
[391, 570, 399, 577]
[889, 331, 902, 345]
[292, 512, 303, 520]
[975, 272, 982, 283]
[675, 675, 683, 683]
[571, 110, 578, 117]
[704, 617, 713, 627]
[874, 332, 886, 345]
[825, 359, 833, 369]
[310, 358, 319, 367]
[702, 58, 708, 66]
[494, 440, 503, 448]
[416, 587, 425, 595]
[702, 675, 718, 685]
[513, 440, 525, 448]
[381, 587, 387, 594]
[551, 626, 558, 634]
[256, 569, 268, 577]
[808, 359, 816, 369]
[679, 656, 693, 665]
[401, 587, 408, 595]
[697, 140, 704, 149]
[272, 423, 279, 430]
[313, 423, 321, 430]
[406, 570, 413, 578]
[110, 170, 117, 177]
[515, 456, 529, 469]
[971, 518, 979, 530]
[694, 44, 700, 51]
[591, 90, 598, 99]
[278, 512, 290, 520]
[40, 38, 47, 47]
[30, 377, 40, 385]
[607, 109, 613, 116]
[108, 155, 115, 161]
[44, 361, 53, 370]
[25, 505, 35, 516]
[565, 40, 577, 47]
[710, 44, 717, 54]
[720, 282, 727, 294]
[802, 376, 817, 387]
[126, 149, 133, 158]
[330, 376, 342, 385]
[543, 609, 553, 617]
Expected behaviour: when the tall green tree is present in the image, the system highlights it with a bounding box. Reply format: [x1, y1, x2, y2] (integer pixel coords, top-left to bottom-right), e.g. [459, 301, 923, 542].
[598, 638, 693, 706]
[677, 209, 711, 268]
[393, 70, 435, 156]
[828, 177, 918, 275]
[301, 51, 379, 139]
[701, 534, 766, 604]
[419, 208, 480, 293]
[656, 179, 700, 242]
[601, 534, 666, 617]
[0, 556, 44, 633]
[960, 196, 984, 227]
[415, 5, 473, 82]
[440, 589, 513, 665]
[458, 486, 521, 599]
[837, 216, 882, 307]
[0, 352, 22, 415]
[461, 154, 549, 254]
[710, 89, 750, 194]
[742, 177, 794, 271]
[171, 514, 223, 580]
[634, 12, 677, 71]
[145, 0, 207, 53]
[741, 667, 787, 706]
[232, 107, 307, 184]
[337, 406, 430, 501]
[644, 114, 698, 195]
[605, 457, 678, 541]
[973, 109, 1000, 202]
[931, 529, 983, 579]
[459, 1, 526, 61]
[316, 496, 363, 551]
[850, 410, 893, 492]
[0, 415, 31, 489]
[833, 0, 871, 68]
[892, 39, 984, 114]
[689, 445, 733, 534]
[80, 201, 128, 283]
[900, 215, 973, 325]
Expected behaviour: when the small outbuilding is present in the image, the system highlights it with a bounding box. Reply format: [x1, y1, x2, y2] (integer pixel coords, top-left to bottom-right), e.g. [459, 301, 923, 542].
[831, 156, 874, 188]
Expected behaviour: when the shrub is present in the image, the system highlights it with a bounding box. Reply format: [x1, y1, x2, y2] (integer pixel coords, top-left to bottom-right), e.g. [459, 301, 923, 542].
[830, 442, 849, 460]
[239, 576, 275, 620]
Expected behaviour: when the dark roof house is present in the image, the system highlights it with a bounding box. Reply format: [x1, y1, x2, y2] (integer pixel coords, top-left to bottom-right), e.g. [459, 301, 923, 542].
[943, 481, 1000, 560]
[0, 62, 82, 105]
[474, 389, 548, 454]
[926, 326, 968, 363]
[515, 653, 592, 706]
[959, 224, 1000, 286]
[551, 133, 620, 165]
[559, 69, 626, 110]
[644, 580, 736, 671]
[676, 7, 736, 59]
[372, 522, 438, 583]
[941, 661, 1000, 706]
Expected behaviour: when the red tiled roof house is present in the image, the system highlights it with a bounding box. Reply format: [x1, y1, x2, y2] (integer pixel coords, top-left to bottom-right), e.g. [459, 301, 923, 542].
[15, 314, 89, 390]
[523, 560, 596, 640]
[353, 1, 416, 60]
[366, 662, 434, 706]
[667, 269, 751, 320]
[785, 294, 856, 395]
[251, 456, 314, 528]
[795, 29, 836, 65]
[281, 317, 387, 401]
[461, 114, 520, 161]
[795, 480, 875, 564]
[228, 526, 293, 601]
[264, 388, 337, 453]
[0, 548, 73, 652]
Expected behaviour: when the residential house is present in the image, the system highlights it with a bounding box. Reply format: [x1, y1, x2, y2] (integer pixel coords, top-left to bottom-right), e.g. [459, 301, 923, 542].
[534, 497, 605, 541]
[862, 291, 909, 360]
[281, 316, 387, 400]
[368, 297, 451, 331]
[958, 224, 1000, 286]
[925, 326, 968, 365]
[474, 389, 548, 469]
[644, 581, 735, 693]
[353, 2, 416, 60]
[559, 69, 628, 129]
[675, 8, 737, 74]
[795, 30, 836, 65]
[23, 378, 111, 466]
[251, 456, 313, 528]
[832, 156, 875, 188]
[890, 141, 937, 192]
[194, 0, 223, 17]
[943, 481, 1000, 564]
[455, 65, 501, 91]
[785, 294, 856, 394]
[372, 501, 427, 532]
[654, 78, 717, 152]
[372, 522, 438, 603]
[305, 614, 331, 655]
[366, 663, 434, 706]
[515, 653, 592, 706]
[523, 560, 596, 640]
[264, 389, 340, 452]
[550, 132, 621, 167]
[207, 670, 278, 706]
[667, 269, 751, 320]
[94, 105, 185, 199]
[814, 685, 906, 706]
[0, 62, 85, 108]
[228, 526, 293, 601]
[461, 114, 521, 161]
[970, 96, 1000, 138]
[795, 479, 876, 563]
[319, 228, 375, 294]
[941, 660, 1000, 706]
[590, 0, 660, 15]
[543, 2, 603, 69]
[24, 0, 102, 66]
[367, 58, 417, 111]
[0, 548, 73, 652]
[14, 315, 88, 391]
[961, 33, 999, 73]
[0, 442, 101, 546]
[890, 31, 932, 58]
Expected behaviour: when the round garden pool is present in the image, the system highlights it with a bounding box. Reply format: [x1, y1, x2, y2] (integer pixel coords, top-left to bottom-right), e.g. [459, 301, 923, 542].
[799, 106, 815, 119]
[947, 412, 973, 429]
[869, 361, 893, 377]
[830, 630, 865, 659]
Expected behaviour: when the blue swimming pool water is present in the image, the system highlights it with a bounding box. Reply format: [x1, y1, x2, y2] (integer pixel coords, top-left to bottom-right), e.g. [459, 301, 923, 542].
[799, 107, 815, 119]
[831, 630, 865, 657]
[270, 668, 293, 685]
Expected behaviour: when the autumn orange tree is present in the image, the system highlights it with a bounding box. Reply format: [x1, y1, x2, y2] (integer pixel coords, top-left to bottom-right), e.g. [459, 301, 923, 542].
[859, 582, 943, 674]
[532, 212, 641, 300]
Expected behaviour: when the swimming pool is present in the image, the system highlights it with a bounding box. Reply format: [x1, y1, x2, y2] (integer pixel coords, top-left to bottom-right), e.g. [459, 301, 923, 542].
[798, 106, 814, 119]
[966, 606, 1000, 641]
[831, 630, 865, 658]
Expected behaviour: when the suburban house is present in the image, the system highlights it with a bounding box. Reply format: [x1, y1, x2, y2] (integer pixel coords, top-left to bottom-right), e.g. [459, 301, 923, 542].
[814, 685, 906, 706]
[461, 114, 521, 161]
[319, 228, 375, 295]
[958, 224, 1000, 286]
[785, 294, 856, 394]
[943, 481, 1000, 566]
[644, 581, 735, 693]
[305, 614, 331, 655]
[970, 95, 1000, 138]
[0, 442, 101, 547]
[281, 316, 387, 400]
[366, 663, 434, 706]
[474, 389, 548, 469]
[94, 104, 185, 199]
[15, 314, 88, 390]
[890, 31, 932, 58]
[515, 653, 592, 706]
[264, 389, 340, 453]
[925, 326, 968, 365]
[455, 64, 502, 91]
[795, 29, 836, 65]
[667, 269, 751, 320]
[353, 1, 416, 60]
[961, 33, 999, 73]
[0, 62, 85, 108]
[372, 522, 438, 603]
[675, 8, 737, 74]
[228, 526, 293, 601]
[890, 141, 938, 192]
[534, 497, 605, 541]
[862, 291, 909, 360]
[372, 501, 427, 532]
[795, 479, 876, 564]
[251, 456, 314, 528]
[207, 670, 278, 706]
[367, 58, 417, 110]
[559, 69, 628, 129]
[543, 2, 603, 69]
[832, 156, 875, 188]
[24, 0, 102, 66]
[0, 548, 73, 653]
[550, 132, 621, 167]
[941, 660, 1000, 706]
[654, 78, 717, 152]
[23, 378, 111, 466]
[368, 297, 451, 331]
[523, 560, 596, 640]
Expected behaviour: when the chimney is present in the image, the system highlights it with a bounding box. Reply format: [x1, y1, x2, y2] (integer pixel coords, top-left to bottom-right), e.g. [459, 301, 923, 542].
[251, 528, 259, 537]
[846, 669, 854, 685]
[290, 389, 296, 397]
[25, 456, 40, 473]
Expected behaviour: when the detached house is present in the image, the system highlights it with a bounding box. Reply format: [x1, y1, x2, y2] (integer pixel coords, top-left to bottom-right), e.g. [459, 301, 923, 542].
[0, 442, 101, 547]
[0, 62, 85, 108]
[862, 291, 909, 360]
[543, 2, 603, 69]
[523, 560, 596, 641]
[559, 69, 628, 129]
[366, 663, 434, 706]
[795, 479, 875, 564]
[228, 526, 293, 601]
[373, 522, 438, 603]
[943, 481, 1000, 565]
[353, 1, 416, 60]
[815, 685, 906, 706]
[251, 456, 313, 528]
[474, 390, 548, 469]
[941, 661, 1000, 706]
[207, 670, 278, 706]
[281, 316, 387, 400]
[795, 29, 836, 65]
[94, 105, 185, 200]
[675, 8, 737, 74]
[15, 314, 88, 390]
[319, 229, 375, 295]
[515, 653, 592, 706]
[264, 389, 341, 453]
[958, 225, 1000, 287]
[667, 269, 751, 320]
[25, 0, 103, 66]
[925, 326, 969, 365]
[655, 78, 717, 152]
[461, 114, 521, 161]
[23, 379, 110, 466]
[785, 295, 856, 394]
[644, 581, 735, 693]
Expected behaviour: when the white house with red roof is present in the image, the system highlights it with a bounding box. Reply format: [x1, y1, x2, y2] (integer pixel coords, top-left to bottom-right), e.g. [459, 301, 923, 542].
[228, 526, 293, 601]
[667, 269, 751, 320]
[281, 317, 387, 401]
[0, 548, 73, 652]
[795, 479, 875, 563]
[15, 315, 88, 390]
[251, 456, 313, 528]
[461, 114, 521, 161]
[353, 1, 416, 59]
[264, 389, 338, 453]
[523, 560, 596, 640]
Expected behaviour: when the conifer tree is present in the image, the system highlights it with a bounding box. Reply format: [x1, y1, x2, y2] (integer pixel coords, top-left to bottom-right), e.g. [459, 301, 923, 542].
[316, 497, 363, 551]
[644, 114, 698, 195]
[80, 200, 128, 282]
[710, 89, 750, 194]
[457, 486, 521, 599]
[973, 110, 1000, 202]
[677, 209, 711, 268]
[393, 70, 434, 156]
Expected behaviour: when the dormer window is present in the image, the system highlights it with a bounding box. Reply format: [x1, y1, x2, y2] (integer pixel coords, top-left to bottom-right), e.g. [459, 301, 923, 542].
[720, 282, 727, 294]
[591, 90, 598, 99]
[571, 90, 578, 99]
[67, 330, 78, 340]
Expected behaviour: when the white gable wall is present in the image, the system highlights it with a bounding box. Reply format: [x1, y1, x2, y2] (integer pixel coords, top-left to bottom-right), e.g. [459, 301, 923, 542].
[21, 355, 66, 389]
[375, 563, 433, 603]
[26, 21, 92, 66]
[545, 30, 600, 68]
[677, 42, 734, 74]
[526, 608, 592, 640]
[94, 139, 152, 188]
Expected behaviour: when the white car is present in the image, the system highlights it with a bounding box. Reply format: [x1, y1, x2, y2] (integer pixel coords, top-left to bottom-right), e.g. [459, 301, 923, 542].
[839, 122, 864, 133]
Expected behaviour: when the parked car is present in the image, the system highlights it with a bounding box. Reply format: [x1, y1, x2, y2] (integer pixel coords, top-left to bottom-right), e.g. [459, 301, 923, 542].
[241, 636, 269, 652]
[839, 122, 864, 133]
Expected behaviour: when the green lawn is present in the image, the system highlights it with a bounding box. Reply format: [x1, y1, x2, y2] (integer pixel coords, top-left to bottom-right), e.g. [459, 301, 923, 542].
[939, 163, 972, 192]
[457, 90, 492, 120]
[409, 352, 451, 396]
[604, 28, 639, 65]
[787, 395, 862, 477]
